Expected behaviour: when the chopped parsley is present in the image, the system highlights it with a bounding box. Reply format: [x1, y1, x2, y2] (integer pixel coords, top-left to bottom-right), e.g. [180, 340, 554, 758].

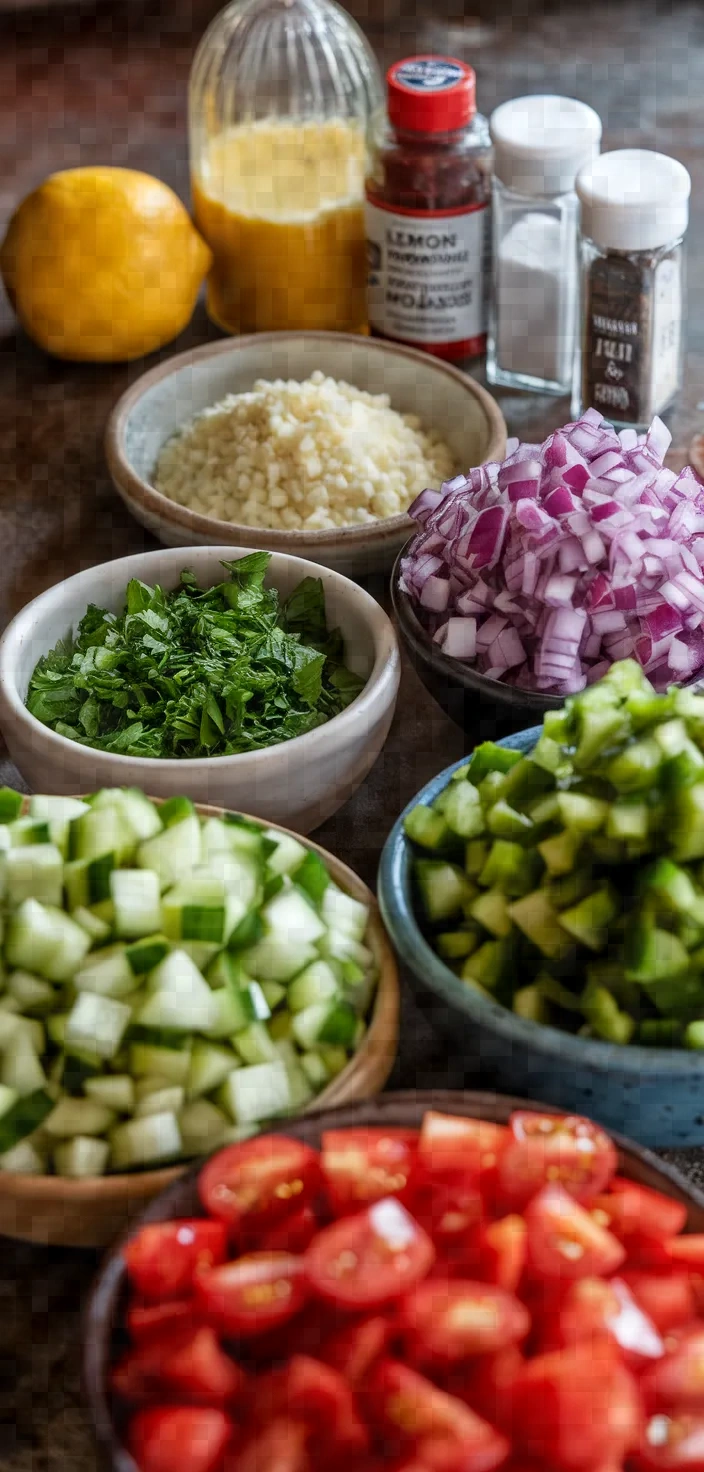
[27, 553, 366, 759]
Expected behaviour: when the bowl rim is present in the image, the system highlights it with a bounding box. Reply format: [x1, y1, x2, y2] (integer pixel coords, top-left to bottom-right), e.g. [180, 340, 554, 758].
[83, 1086, 704, 1472]
[391, 539, 564, 714]
[0, 797, 399, 1204]
[0, 543, 400, 772]
[378, 727, 704, 1075]
[104, 330, 507, 551]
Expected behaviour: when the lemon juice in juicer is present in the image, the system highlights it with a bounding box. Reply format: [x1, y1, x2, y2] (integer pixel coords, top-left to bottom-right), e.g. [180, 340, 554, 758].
[189, 0, 382, 335]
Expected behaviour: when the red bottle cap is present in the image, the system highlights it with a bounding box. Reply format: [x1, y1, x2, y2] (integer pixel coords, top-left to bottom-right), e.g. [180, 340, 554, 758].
[387, 55, 477, 134]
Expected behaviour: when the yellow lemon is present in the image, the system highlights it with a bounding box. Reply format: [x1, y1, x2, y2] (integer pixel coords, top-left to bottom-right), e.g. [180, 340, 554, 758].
[0, 167, 213, 362]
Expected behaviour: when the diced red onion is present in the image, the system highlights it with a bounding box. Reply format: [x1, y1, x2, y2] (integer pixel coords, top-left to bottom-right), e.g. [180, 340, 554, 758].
[419, 575, 450, 613]
[442, 617, 477, 660]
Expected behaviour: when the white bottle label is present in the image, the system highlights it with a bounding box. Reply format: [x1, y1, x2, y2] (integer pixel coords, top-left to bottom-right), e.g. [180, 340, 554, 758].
[365, 198, 489, 352]
[650, 254, 682, 416]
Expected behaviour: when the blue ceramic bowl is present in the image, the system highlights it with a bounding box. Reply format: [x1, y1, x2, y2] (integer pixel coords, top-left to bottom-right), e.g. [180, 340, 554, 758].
[378, 728, 704, 1149]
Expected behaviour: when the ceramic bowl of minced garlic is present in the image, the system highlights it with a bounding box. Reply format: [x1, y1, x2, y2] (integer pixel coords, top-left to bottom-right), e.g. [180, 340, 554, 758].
[105, 332, 506, 576]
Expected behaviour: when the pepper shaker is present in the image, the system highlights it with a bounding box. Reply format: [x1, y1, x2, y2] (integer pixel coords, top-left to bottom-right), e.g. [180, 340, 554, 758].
[574, 149, 691, 428]
[487, 95, 601, 395]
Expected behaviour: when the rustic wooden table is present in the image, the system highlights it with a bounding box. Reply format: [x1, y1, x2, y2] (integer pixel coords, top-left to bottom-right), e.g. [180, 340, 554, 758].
[1, 0, 704, 1463]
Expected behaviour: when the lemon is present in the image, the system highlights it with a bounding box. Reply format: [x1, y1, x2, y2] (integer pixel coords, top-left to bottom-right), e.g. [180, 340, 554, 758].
[0, 167, 213, 362]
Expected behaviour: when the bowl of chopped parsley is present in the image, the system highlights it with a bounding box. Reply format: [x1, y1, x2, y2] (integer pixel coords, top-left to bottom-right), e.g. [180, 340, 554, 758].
[0, 547, 400, 832]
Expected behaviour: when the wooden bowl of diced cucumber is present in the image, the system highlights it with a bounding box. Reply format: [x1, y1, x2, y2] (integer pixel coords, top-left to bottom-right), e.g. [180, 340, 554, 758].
[0, 786, 399, 1246]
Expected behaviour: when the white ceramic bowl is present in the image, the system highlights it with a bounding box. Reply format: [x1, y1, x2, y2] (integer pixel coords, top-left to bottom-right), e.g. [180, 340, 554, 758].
[0, 546, 400, 833]
[105, 332, 507, 577]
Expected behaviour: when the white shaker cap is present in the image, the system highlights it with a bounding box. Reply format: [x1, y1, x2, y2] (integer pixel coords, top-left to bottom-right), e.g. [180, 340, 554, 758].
[490, 94, 602, 196]
[576, 149, 691, 251]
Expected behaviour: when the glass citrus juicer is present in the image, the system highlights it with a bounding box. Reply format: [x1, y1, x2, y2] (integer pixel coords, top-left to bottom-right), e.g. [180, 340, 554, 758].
[189, 0, 382, 336]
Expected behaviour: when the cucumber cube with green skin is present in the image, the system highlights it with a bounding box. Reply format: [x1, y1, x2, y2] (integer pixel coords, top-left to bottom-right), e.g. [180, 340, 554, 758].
[54, 1137, 110, 1178]
[321, 887, 368, 943]
[137, 951, 217, 1035]
[186, 1041, 240, 1099]
[130, 1043, 191, 1085]
[74, 946, 135, 999]
[110, 1112, 183, 1170]
[264, 831, 307, 877]
[531, 733, 569, 778]
[65, 991, 131, 1061]
[0, 1088, 53, 1154]
[7, 970, 55, 1013]
[158, 796, 195, 829]
[513, 984, 548, 1023]
[642, 858, 702, 917]
[203, 984, 270, 1040]
[178, 1099, 229, 1156]
[557, 793, 609, 835]
[538, 830, 580, 878]
[469, 890, 512, 938]
[260, 981, 286, 1011]
[509, 891, 572, 961]
[65, 854, 116, 910]
[294, 853, 330, 909]
[111, 869, 162, 939]
[69, 805, 137, 865]
[234, 1023, 280, 1067]
[5, 844, 64, 908]
[415, 860, 475, 924]
[29, 796, 89, 855]
[85, 1075, 135, 1113]
[478, 841, 540, 898]
[487, 801, 533, 840]
[9, 818, 51, 846]
[558, 885, 619, 952]
[5, 900, 91, 982]
[436, 930, 480, 962]
[162, 876, 246, 946]
[466, 743, 523, 784]
[606, 801, 649, 844]
[662, 748, 704, 792]
[45, 1096, 117, 1138]
[218, 1061, 291, 1124]
[137, 814, 202, 890]
[403, 805, 451, 851]
[288, 961, 339, 1014]
[135, 1086, 185, 1119]
[608, 737, 662, 792]
[673, 783, 704, 861]
[125, 934, 170, 976]
[442, 783, 485, 840]
[72, 906, 112, 943]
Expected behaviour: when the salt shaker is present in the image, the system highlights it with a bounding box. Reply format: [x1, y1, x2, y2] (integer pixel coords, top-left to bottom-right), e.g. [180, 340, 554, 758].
[487, 95, 601, 394]
[574, 149, 691, 428]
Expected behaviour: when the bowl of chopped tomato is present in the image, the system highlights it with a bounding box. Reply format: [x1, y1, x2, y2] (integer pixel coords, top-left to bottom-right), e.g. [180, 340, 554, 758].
[84, 1089, 704, 1472]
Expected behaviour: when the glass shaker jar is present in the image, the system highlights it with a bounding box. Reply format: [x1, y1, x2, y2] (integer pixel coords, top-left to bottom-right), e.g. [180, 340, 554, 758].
[574, 149, 691, 428]
[365, 56, 492, 361]
[487, 94, 601, 394]
[189, 0, 382, 336]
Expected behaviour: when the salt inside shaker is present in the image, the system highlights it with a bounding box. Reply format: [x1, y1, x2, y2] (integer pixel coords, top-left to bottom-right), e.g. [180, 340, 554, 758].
[487, 95, 601, 394]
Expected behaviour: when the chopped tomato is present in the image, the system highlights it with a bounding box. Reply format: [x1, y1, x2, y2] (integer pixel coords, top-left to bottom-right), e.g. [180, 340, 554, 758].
[418, 1113, 509, 1181]
[198, 1138, 321, 1237]
[258, 1206, 319, 1256]
[511, 1338, 642, 1471]
[498, 1112, 617, 1209]
[112, 1327, 194, 1402]
[622, 1272, 697, 1334]
[553, 1276, 664, 1368]
[321, 1128, 419, 1214]
[127, 1297, 200, 1344]
[196, 1252, 308, 1338]
[592, 1179, 688, 1243]
[409, 1170, 483, 1260]
[370, 1359, 510, 1470]
[640, 1328, 704, 1413]
[392, 1433, 511, 1472]
[249, 1354, 369, 1457]
[232, 1417, 310, 1472]
[525, 1184, 625, 1280]
[399, 1279, 530, 1370]
[633, 1413, 704, 1471]
[667, 1241, 704, 1270]
[319, 1315, 391, 1387]
[112, 1326, 245, 1406]
[467, 1216, 527, 1293]
[460, 1345, 524, 1432]
[127, 1406, 233, 1472]
[123, 1221, 228, 1302]
[305, 1197, 435, 1310]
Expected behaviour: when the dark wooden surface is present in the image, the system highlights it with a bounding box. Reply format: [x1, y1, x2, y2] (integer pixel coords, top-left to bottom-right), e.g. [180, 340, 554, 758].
[2, 0, 704, 1464]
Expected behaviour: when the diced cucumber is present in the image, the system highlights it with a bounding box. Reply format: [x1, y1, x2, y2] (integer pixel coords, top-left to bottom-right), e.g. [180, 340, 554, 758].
[416, 860, 474, 924]
[110, 1111, 182, 1170]
[317, 1044, 348, 1078]
[321, 885, 368, 943]
[244, 935, 317, 984]
[111, 869, 162, 938]
[0, 1136, 46, 1174]
[69, 805, 136, 864]
[288, 961, 340, 1014]
[487, 800, 533, 840]
[292, 999, 356, 1051]
[218, 1060, 291, 1124]
[187, 1040, 239, 1098]
[72, 906, 112, 943]
[134, 1075, 172, 1102]
[403, 805, 451, 851]
[137, 815, 202, 889]
[200, 818, 235, 860]
[65, 992, 131, 1060]
[300, 1051, 331, 1090]
[280, 1052, 314, 1111]
[234, 1022, 279, 1066]
[5, 900, 91, 981]
[54, 1136, 110, 1177]
[5, 844, 63, 908]
[130, 1042, 192, 1085]
[135, 1086, 185, 1119]
[7, 970, 55, 1013]
[29, 796, 89, 855]
[201, 982, 268, 1039]
[74, 946, 135, 999]
[509, 891, 572, 960]
[478, 841, 540, 897]
[179, 1099, 229, 1156]
[557, 793, 609, 835]
[461, 938, 511, 993]
[114, 789, 162, 842]
[0, 1088, 53, 1154]
[0, 789, 23, 823]
[137, 951, 217, 1033]
[0, 1032, 47, 1094]
[85, 1074, 135, 1112]
[260, 981, 286, 1011]
[265, 830, 307, 876]
[45, 1097, 116, 1138]
[268, 1010, 293, 1041]
[162, 875, 246, 945]
[124, 934, 170, 976]
[606, 801, 649, 844]
[65, 854, 116, 909]
[10, 817, 51, 846]
[626, 926, 689, 986]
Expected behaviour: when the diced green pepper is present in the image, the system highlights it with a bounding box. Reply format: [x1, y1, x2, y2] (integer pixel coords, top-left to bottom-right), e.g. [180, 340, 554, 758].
[461, 938, 512, 994]
[487, 800, 534, 840]
[404, 804, 451, 851]
[536, 971, 583, 1013]
[639, 1018, 684, 1046]
[543, 709, 572, 744]
[415, 860, 474, 924]
[608, 737, 662, 792]
[684, 1020, 704, 1050]
[531, 733, 571, 778]
[443, 781, 485, 839]
[538, 830, 580, 877]
[606, 800, 649, 845]
[547, 868, 598, 911]
[558, 885, 619, 952]
[513, 984, 547, 1022]
[466, 742, 522, 784]
[497, 758, 553, 809]
[625, 924, 690, 986]
[508, 890, 572, 961]
[479, 840, 541, 897]
[574, 707, 629, 771]
[557, 792, 609, 835]
[581, 981, 635, 1044]
[436, 929, 480, 962]
[672, 782, 704, 861]
[465, 839, 490, 878]
[469, 889, 512, 938]
[602, 658, 653, 698]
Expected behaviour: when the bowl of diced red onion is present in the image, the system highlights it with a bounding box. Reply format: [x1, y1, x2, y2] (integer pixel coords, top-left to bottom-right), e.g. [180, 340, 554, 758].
[392, 409, 704, 738]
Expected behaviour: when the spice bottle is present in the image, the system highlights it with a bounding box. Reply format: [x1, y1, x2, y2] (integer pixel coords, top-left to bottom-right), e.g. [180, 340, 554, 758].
[365, 55, 492, 360]
[487, 95, 601, 394]
[575, 149, 691, 428]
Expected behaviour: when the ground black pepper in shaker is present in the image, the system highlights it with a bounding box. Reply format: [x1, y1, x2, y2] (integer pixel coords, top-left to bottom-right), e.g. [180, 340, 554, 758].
[574, 149, 691, 429]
